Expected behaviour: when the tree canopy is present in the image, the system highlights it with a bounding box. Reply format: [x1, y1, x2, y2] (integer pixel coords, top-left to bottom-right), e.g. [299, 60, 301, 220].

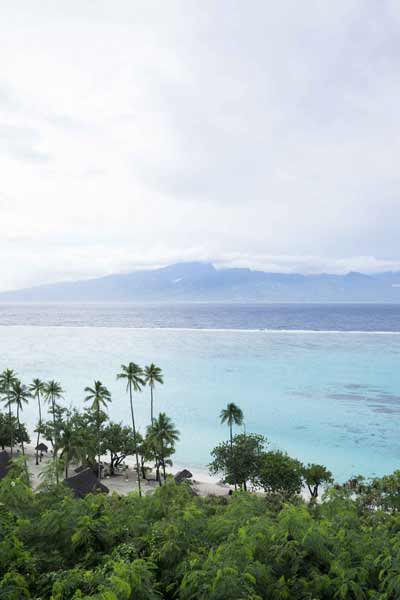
[1, 461, 400, 599]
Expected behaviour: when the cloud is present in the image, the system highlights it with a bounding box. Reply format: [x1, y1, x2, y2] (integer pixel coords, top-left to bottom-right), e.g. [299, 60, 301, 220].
[0, 1, 400, 291]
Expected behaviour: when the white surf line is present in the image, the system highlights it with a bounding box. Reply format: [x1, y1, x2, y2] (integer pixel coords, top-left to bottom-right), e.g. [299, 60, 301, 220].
[1, 325, 400, 334]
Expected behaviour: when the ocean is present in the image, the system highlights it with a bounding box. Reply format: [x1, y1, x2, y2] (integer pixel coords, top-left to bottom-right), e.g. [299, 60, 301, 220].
[1, 302, 400, 481]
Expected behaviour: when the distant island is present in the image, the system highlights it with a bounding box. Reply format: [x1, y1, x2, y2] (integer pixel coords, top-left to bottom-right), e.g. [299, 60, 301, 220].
[2, 261, 400, 302]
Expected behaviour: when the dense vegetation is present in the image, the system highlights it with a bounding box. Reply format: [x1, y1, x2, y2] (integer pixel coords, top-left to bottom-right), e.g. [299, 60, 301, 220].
[3, 464, 400, 599]
[2, 368, 400, 598]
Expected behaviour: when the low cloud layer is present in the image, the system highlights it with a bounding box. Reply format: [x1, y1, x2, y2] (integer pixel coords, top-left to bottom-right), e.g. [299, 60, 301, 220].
[1, 1, 400, 291]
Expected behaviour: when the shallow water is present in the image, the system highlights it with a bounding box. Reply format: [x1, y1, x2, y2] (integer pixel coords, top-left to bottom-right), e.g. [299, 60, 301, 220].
[1, 306, 400, 481]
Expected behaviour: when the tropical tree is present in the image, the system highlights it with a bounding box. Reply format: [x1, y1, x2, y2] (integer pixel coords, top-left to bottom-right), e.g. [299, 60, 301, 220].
[209, 433, 266, 491]
[74, 408, 98, 468]
[0, 411, 9, 450]
[255, 450, 304, 498]
[0, 413, 27, 451]
[29, 378, 46, 465]
[8, 380, 31, 455]
[117, 363, 145, 496]
[147, 412, 180, 483]
[84, 381, 111, 479]
[43, 380, 64, 483]
[144, 363, 164, 424]
[101, 421, 136, 475]
[138, 431, 156, 479]
[220, 402, 244, 489]
[57, 412, 87, 478]
[0, 369, 18, 454]
[303, 463, 333, 500]
[38, 455, 65, 491]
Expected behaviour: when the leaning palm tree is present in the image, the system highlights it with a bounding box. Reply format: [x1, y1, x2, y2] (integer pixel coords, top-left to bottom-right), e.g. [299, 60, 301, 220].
[144, 364, 164, 425]
[147, 412, 180, 483]
[220, 402, 244, 490]
[29, 378, 46, 465]
[43, 380, 64, 483]
[84, 380, 111, 479]
[8, 380, 31, 455]
[117, 363, 145, 496]
[0, 369, 18, 455]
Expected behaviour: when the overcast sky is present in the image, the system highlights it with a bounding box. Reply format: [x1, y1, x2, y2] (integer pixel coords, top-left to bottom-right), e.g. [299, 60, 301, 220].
[1, 1, 400, 291]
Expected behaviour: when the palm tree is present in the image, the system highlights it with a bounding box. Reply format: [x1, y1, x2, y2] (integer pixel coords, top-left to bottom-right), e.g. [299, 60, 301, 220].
[29, 378, 46, 465]
[84, 380, 111, 479]
[117, 363, 145, 496]
[144, 363, 164, 424]
[220, 402, 244, 490]
[0, 369, 18, 455]
[43, 380, 64, 483]
[8, 380, 31, 455]
[59, 420, 85, 478]
[147, 412, 180, 484]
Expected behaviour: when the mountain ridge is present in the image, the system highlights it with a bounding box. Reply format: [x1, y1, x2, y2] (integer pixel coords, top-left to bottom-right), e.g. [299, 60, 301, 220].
[2, 262, 400, 302]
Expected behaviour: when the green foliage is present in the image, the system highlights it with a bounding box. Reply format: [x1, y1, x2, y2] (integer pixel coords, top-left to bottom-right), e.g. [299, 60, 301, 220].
[0, 572, 31, 600]
[209, 433, 267, 490]
[1, 473, 400, 599]
[303, 463, 333, 499]
[0, 413, 30, 449]
[256, 450, 303, 498]
[219, 402, 244, 431]
[146, 413, 180, 483]
[100, 422, 135, 475]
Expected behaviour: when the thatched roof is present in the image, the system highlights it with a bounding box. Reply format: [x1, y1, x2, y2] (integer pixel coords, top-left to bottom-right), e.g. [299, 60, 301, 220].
[0, 451, 10, 481]
[174, 469, 193, 484]
[35, 442, 48, 452]
[64, 468, 109, 499]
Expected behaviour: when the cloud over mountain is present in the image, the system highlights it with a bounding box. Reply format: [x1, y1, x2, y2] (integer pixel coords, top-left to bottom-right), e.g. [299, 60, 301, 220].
[1, 1, 400, 291]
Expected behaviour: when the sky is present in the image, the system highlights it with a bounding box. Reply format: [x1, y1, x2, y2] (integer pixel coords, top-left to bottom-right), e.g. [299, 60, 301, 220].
[1, 1, 400, 291]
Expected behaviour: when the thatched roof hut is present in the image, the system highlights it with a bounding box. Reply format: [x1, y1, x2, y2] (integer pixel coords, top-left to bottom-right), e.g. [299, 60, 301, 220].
[35, 442, 48, 452]
[0, 451, 10, 481]
[64, 468, 109, 499]
[174, 469, 193, 484]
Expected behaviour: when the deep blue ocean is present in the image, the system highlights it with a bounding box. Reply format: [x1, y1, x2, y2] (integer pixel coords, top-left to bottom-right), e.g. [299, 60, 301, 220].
[1, 302, 400, 481]
[1, 302, 400, 330]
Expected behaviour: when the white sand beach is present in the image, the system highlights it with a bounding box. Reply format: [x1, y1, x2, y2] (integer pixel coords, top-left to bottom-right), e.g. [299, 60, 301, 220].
[20, 444, 232, 497]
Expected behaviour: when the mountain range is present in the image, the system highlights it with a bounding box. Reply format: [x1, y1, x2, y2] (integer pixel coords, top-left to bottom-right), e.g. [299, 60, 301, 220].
[2, 262, 400, 302]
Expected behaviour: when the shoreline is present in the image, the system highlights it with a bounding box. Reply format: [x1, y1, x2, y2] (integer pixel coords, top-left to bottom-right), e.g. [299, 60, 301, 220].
[21, 444, 232, 498]
[15, 445, 315, 500]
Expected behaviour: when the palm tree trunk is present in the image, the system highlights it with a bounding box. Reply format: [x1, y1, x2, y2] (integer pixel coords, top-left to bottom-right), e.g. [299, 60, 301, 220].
[52, 396, 59, 484]
[36, 392, 42, 466]
[17, 403, 25, 455]
[230, 421, 237, 491]
[161, 439, 166, 482]
[141, 455, 146, 479]
[17, 405, 25, 456]
[150, 385, 154, 424]
[129, 383, 142, 497]
[97, 404, 101, 480]
[156, 461, 161, 486]
[8, 401, 13, 456]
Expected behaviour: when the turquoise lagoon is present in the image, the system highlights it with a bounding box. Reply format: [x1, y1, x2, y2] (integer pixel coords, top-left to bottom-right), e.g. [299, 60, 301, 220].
[1, 324, 400, 481]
